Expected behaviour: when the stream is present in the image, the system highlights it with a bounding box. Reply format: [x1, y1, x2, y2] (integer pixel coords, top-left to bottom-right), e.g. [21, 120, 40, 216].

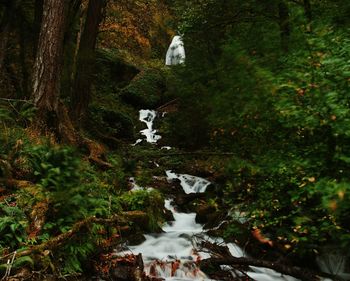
[124, 170, 299, 281]
[121, 109, 305, 281]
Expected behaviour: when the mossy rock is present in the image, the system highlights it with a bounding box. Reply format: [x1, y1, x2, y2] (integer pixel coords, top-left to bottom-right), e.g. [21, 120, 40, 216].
[195, 204, 218, 224]
[120, 68, 166, 108]
[88, 106, 135, 141]
[96, 49, 140, 89]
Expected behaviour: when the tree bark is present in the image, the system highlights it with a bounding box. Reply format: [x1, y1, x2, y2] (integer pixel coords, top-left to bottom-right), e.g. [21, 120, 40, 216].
[303, 0, 312, 31]
[72, 0, 107, 122]
[31, 0, 67, 135]
[278, 1, 290, 52]
[33, 0, 43, 56]
[19, 14, 30, 98]
[0, 0, 17, 78]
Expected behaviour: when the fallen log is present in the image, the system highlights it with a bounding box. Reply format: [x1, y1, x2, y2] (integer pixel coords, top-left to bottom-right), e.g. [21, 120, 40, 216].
[200, 256, 340, 281]
[199, 241, 342, 281]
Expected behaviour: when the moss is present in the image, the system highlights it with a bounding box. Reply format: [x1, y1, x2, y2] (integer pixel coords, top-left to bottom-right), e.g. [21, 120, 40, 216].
[88, 106, 135, 141]
[120, 68, 166, 108]
[95, 49, 140, 90]
[118, 189, 165, 232]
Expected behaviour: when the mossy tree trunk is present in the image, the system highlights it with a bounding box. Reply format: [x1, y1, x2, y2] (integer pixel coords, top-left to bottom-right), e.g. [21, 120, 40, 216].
[72, 0, 107, 123]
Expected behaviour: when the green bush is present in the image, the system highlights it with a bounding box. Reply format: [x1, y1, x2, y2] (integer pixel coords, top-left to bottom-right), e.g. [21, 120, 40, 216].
[118, 189, 164, 232]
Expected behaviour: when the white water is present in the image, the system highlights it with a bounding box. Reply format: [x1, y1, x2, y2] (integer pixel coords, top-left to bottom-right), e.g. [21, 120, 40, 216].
[166, 36, 186, 65]
[122, 174, 302, 281]
[166, 171, 211, 194]
[127, 110, 323, 280]
[134, 109, 161, 144]
[127, 199, 213, 281]
[317, 250, 350, 280]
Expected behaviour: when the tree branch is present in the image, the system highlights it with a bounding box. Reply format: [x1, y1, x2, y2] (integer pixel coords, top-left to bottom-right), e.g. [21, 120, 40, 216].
[0, 211, 147, 261]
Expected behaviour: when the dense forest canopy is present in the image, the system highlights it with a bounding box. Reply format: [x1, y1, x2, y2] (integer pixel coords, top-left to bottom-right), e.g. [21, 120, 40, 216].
[0, 0, 350, 280]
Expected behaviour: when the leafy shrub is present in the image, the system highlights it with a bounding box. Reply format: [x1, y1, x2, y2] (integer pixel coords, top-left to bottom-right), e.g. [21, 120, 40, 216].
[118, 189, 164, 231]
[0, 202, 27, 252]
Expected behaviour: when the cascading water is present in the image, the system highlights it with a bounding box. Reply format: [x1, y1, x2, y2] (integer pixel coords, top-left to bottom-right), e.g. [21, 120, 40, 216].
[166, 171, 210, 194]
[127, 198, 212, 281]
[166, 36, 186, 66]
[133, 109, 161, 145]
[121, 174, 301, 281]
[125, 110, 330, 281]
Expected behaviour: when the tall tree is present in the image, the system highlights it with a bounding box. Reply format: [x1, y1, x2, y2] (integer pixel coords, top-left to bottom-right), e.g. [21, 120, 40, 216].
[32, 0, 67, 134]
[278, 0, 290, 51]
[303, 0, 312, 31]
[72, 0, 107, 122]
[0, 0, 18, 78]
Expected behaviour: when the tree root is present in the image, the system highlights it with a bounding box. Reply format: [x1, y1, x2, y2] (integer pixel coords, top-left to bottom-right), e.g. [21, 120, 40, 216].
[82, 137, 112, 169]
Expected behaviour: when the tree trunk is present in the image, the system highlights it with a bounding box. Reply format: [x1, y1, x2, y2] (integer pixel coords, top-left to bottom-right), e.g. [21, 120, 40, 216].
[303, 0, 312, 31]
[72, 0, 107, 122]
[19, 15, 30, 98]
[32, 0, 66, 133]
[33, 0, 43, 56]
[0, 0, 17, 78]
[278, 1, 290, 52]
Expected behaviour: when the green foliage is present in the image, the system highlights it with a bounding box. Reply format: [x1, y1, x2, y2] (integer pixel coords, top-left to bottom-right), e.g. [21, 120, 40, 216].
[119, 189, 164, 231]
[0, 202, 27, 252]
[27, 144, 81, 190]
[89, 106, 135, 140]
[0, 101, 36, 127]
[15, 143, 122, 273]
[169, 0, 350, 258]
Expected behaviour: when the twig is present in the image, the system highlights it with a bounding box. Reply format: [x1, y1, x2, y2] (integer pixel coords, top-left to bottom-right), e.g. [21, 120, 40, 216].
[156, 99, 178, 111]
[159, 151, 235, 156]
[1, 251, 16, 281]
[0, 98, 34, 105]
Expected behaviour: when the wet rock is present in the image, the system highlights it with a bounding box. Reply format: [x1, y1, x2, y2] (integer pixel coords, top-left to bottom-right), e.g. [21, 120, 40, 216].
[163, 208, 174, 221]
[195, 204, 217, 224]
[150, 176, 181, 195]
[128, 233, 146, 246]
[174, 193, 206, 208]
[99, 253, 145, 281]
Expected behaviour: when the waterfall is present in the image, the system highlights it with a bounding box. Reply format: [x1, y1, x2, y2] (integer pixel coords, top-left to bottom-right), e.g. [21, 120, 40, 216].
[317, 249, 350, 280]
[125, 110, 326, 281]
[133, 109, 161, 145]
[166, 35, 186, 65]
[166, 170, 211, 194]
[120, 174, 300, 281]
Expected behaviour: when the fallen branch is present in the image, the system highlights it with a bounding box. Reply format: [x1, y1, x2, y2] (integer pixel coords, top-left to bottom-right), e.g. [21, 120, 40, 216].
[83, 138, 112, 169]
[156, 98, 178, 112]
[199, 241, 341, 281]
[0, 211, 147, 261]
[201, 256, 339, 281]
[0, 98, 34, 105]
[160, 151, 235, 156]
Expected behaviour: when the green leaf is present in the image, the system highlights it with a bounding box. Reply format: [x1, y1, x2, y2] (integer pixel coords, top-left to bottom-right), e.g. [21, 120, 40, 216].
[13, 256, 34, 268]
